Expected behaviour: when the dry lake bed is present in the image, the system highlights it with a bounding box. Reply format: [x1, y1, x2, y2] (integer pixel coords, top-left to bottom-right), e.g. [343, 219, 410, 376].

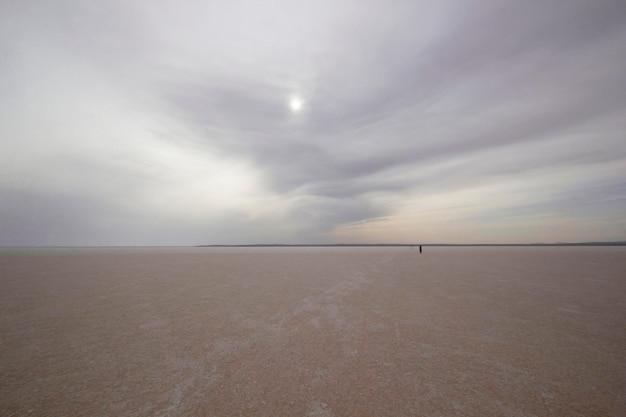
[1, 246, 625, 416]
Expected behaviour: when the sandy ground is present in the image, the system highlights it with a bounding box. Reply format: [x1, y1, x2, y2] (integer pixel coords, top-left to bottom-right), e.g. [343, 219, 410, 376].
[1, 246, 625, 416]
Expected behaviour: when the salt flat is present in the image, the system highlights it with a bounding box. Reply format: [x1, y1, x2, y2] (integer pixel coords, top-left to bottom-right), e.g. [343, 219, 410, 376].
[1, 247, 625, 416]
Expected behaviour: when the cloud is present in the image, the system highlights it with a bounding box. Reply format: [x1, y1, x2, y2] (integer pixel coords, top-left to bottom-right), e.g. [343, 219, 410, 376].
[1, 0, 626, 245]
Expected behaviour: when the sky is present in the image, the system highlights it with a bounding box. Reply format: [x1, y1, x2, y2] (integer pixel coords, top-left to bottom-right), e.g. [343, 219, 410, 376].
[1, 0, 626, 246]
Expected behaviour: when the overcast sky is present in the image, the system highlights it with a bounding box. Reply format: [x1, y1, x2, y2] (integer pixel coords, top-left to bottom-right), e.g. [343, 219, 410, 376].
[1, 0, 626, 245]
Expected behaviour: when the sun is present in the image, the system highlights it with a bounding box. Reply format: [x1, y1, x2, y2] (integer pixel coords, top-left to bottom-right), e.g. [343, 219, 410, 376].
[289, 95, 304, 113]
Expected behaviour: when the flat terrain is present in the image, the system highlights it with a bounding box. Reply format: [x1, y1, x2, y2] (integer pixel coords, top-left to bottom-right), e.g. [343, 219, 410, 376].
[1, 247, 625, 416]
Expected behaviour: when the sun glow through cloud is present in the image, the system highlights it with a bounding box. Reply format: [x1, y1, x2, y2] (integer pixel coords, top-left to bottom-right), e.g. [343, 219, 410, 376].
[289, 95, 304, 113]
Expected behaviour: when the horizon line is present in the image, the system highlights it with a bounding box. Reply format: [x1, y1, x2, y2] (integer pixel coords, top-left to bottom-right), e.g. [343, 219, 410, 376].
[3, 241, 626, 248]
[198, 241, 626, 247]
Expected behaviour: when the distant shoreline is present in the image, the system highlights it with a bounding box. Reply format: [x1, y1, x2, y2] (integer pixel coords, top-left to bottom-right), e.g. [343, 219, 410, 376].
[197, 242, 626, 247]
